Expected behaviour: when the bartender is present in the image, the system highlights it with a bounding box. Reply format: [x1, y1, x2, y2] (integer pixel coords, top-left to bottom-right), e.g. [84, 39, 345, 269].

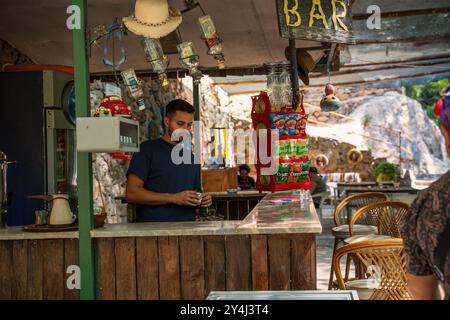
[126, 99, 212, 222]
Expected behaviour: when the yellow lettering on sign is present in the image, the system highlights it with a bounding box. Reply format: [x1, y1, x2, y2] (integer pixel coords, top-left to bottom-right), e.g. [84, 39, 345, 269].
[309, 0, 329, 29]
[331, 0, 349, 31]
[284, 0, 301, 27]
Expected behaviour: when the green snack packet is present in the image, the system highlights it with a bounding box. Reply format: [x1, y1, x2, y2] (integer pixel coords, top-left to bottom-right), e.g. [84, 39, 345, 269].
[297, 160, 311, 182]
[296, 138, 309, 158]
[272, 140, 280, 158]
[275, 163, 290, 183]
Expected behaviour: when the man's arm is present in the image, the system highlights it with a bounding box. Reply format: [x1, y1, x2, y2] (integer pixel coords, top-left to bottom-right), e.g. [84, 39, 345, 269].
[310, 180, 318, 194]
[126, 174, 200, 207]
[407, 273, 442, 300]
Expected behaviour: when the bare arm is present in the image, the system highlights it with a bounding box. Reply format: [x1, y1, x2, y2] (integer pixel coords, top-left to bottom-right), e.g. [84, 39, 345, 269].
[407, 273, 443, 300]
[310, 180, 318, 194]
[126, 174, 200, 207]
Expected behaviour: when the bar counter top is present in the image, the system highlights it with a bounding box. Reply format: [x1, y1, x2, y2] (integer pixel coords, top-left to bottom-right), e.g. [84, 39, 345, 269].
[0, 192, 322, 240]
[0, 227, 78, 240]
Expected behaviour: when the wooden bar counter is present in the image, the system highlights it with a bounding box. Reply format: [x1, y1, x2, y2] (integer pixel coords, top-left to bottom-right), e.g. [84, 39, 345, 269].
[0, 192, 322, 300]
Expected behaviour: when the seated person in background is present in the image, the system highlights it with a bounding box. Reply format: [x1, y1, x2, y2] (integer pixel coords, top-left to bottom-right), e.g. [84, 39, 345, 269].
[238, 164, 256, 190]
[309, 167, 327, 208]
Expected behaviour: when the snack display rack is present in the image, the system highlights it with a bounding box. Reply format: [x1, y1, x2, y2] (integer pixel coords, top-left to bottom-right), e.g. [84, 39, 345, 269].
[251, 91, 311, 192]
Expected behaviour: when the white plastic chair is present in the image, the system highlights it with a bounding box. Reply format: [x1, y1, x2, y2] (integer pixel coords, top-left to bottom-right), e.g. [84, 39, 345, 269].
[312, 190, 330, 222]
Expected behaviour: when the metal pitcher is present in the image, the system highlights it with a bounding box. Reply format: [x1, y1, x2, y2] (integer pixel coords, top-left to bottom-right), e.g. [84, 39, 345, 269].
[0, 150, 16, 228]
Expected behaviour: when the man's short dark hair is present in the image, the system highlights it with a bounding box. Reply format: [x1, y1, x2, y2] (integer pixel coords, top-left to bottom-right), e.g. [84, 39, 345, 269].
[165, 99, 195, 117]
[239, 164, 251, 173]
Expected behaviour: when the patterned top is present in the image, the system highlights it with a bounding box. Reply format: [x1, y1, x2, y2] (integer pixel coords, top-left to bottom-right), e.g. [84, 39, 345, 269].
[401, 170, 450, 299]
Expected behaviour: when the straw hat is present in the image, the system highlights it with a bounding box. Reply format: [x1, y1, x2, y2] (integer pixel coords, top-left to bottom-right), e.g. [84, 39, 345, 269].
[123, 0, 182, 38]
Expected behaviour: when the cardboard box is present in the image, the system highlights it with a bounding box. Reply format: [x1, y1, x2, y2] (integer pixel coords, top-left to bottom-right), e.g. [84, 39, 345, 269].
[202, 167, 238, 192]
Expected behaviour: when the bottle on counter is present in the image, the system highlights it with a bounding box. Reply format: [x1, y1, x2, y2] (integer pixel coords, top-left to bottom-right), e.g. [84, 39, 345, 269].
[120, 68, 146, 111]
[197, 190, 209, 218]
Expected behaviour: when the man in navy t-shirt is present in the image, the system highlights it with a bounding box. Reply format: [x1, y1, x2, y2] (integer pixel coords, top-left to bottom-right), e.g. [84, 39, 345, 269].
[126, 99, 212, 222]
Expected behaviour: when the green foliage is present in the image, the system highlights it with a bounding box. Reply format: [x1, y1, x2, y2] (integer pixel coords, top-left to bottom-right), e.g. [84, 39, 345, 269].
[373, 161, 400, 181]
[405, 78, 450, 125]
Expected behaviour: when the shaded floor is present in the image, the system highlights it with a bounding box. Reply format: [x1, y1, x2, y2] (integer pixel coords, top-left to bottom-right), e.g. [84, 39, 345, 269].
[316, 205, 335, 290]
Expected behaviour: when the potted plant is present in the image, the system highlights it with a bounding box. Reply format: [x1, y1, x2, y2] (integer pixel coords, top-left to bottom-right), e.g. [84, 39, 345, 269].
[373, 161, 400, 182]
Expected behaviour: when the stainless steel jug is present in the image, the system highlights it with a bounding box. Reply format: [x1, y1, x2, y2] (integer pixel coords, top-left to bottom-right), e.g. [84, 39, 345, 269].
[0, 150, 16, 228]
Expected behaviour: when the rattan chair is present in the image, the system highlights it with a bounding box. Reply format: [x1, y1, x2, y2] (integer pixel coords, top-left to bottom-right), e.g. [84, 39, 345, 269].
[328, 192, 388, 289]
[333, 238, 412, 300]
[343, 201, 410, 281]
[348, 201, 410, 238]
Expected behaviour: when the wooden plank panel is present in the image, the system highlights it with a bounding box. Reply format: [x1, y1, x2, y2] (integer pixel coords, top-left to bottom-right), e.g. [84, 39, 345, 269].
[158, 236, 181, 300]
[115, 238, 137, 300]
[268, 234, 291, 290]
[0, 241, 13, 299]
[42, 239, 64, 300]
[291, 235, 316, 290]
[136, 237, 159, 300]
[225, 235, 251, 291]
[179, 236, 205, 300]
[64, 239, 80, 300]
[12, 240, 28, 299]
[204, 235, 226, 295]
[251, 235, 268, 290]
[27, 240, 43, 299]
[97, 238, 116, 300]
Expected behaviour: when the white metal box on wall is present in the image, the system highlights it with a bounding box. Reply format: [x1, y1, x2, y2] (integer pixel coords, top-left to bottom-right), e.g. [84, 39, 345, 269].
[76, 117, 140, 153]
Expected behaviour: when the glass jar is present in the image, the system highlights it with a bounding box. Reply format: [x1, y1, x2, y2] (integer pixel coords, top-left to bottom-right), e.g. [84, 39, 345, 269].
[279, 61, 292, 109]
[266, 62, 280, 112]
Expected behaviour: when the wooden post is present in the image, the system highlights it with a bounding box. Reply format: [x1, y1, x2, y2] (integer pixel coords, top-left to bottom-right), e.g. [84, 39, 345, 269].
[72, 0, 97, 300]
[288, 38, 300, 108]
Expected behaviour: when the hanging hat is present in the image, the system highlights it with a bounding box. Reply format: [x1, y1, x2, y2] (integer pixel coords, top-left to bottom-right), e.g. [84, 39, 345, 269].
[285, 48, 316, 85]
[123, 0, 182, 38]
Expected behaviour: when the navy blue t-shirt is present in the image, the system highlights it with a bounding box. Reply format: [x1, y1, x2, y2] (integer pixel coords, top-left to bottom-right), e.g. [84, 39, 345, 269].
[127, 138, 200, 222]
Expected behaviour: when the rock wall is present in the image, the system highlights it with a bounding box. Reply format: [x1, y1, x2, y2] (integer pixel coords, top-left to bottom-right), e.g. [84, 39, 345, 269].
[308, 137, 376, 181]
[0, 38, 34, 68]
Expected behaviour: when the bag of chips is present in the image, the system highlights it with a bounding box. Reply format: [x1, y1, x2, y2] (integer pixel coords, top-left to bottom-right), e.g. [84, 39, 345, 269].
[296, 113, 308, 136]
[270, 113, 285, 136]
[296, 138, 309, 158]
[275, 162, 290, 183]
[285, 114, 298, 135]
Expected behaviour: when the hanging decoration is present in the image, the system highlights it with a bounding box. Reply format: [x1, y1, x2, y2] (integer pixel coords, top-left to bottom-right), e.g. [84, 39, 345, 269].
[122, 0, 182, 39]
[141, 37, 170, 88]
[346, 148, 363, 164]
[315, 154, 329, 168]
[177, 41, 203, 84]
[198, 15, 226, 69]
[102, 19, 127, 69]
[319, 63, 343, 111]
[120, 68, 146, 110]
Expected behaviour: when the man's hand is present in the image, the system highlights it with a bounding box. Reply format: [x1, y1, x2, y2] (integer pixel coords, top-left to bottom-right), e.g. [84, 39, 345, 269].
[172, 190, 201, 207]
[200, 193, 212, 208]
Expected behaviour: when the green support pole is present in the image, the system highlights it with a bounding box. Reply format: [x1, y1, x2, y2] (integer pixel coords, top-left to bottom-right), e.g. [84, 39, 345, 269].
[72, 0, 96, 300]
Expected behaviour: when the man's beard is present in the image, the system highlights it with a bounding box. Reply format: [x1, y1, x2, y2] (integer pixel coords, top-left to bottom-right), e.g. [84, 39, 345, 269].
[167, 127, 181, 143]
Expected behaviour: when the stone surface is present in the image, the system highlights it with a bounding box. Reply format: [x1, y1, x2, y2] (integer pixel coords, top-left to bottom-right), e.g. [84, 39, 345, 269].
[91, 192, 321, 237]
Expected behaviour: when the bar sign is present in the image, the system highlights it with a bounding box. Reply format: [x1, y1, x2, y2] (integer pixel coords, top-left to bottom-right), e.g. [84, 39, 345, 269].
[276, 0, 355, 44]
